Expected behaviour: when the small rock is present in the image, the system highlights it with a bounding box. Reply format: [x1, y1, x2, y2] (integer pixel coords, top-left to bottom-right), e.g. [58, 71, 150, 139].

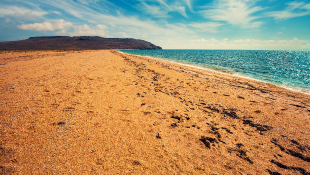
[171, 123, 178, 127]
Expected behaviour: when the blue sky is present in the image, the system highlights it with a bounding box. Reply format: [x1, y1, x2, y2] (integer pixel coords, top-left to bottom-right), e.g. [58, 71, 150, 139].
[0, 0, 310, 50]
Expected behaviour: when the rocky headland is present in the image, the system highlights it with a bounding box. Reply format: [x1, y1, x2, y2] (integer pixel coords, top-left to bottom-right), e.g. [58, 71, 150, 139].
[0, 36, 162, 50]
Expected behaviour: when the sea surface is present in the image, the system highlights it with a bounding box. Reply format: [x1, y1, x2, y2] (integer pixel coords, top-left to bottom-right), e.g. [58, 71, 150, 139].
[119, 50, 310, 94]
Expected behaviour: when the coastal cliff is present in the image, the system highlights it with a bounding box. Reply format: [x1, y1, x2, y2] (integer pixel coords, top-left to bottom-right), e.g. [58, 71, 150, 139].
[0, 36, 162, 50]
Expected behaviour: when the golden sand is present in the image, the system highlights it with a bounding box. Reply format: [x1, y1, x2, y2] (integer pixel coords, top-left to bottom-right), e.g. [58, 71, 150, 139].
[1, 50, 309, 174]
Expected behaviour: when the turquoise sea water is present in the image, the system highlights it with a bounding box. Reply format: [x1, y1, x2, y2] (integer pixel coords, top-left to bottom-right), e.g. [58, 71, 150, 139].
[119, 50, 310, 93]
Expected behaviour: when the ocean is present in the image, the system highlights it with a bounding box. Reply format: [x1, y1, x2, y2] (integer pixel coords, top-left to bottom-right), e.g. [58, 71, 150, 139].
[118, 50, 310, 94]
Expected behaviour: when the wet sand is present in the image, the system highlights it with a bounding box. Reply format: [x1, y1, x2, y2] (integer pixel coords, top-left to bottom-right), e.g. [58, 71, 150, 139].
[1, 50, 310, 174]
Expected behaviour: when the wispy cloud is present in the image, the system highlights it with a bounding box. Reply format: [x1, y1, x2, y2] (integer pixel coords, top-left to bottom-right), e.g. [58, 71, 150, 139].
[165, 23, 194, 34]
[138, 0, 190, 18]
[138, 1, 169, 18]
[268, 1, 310, 20]
[172, 4, 188, 18]
[0, 5, 48, 20]
[14, 0, 192, 38]
[76, 0, 96, 5]
[49, 10, 62, 15]
[189, 22, 223, 33]
[184, 0, 194, 12]
[200, 0, 264, 28]
[33, 0, 187, 37]
[2, 0, 192, 38]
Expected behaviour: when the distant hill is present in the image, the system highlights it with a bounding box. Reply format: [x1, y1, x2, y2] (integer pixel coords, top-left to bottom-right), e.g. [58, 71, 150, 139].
[0, 36, 162, 50]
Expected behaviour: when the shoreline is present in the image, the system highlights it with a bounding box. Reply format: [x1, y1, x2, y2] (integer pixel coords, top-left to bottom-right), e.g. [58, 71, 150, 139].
[1, 50, 309, 174]
[117, 50, 310, 95]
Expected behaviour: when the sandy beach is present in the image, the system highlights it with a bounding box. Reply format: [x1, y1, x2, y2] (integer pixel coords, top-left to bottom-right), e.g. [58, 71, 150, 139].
[1, 50, 310, 174]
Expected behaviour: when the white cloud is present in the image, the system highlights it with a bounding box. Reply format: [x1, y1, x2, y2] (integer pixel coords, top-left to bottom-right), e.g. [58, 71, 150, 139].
[200, 0, 263, 28]
[77, 0, 92, 5]
[189, 22, 223, 33]
[97, 24, 107, 30]
[17, 19, 73, 31]
[0, 5, 48, 20]
[69, 24, 108, 36]
[268, 1, 310, 20]
[17, 19, 109, 37]
[49, 10, 62, 15]
[88, 20, 98, 24]
[188, 37, 310, 50]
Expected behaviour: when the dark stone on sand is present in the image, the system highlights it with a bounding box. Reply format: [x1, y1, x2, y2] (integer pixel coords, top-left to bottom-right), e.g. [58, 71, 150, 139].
[156, 133, 162, 139]
[205, 105, 220, 113]
[221, 127, 233, 134]
[222, 109, 239, 119]
[254, 110, 261, 113]
[271, 139, 310, 163]
[270, 160, 289, 169]
[243, 120, 273, 131]
[200, 136, 218, 149]
[286, 149, 310, 162]
[57, 122, 65, 125]
[267, 169, 282, 175]
[132, 160, 142, 165]
[171, 123, 178, 127]
[211, 126, 221, 138]
[171, 116, 181, 121]
[234, 148, 253, 164]
[290, 139, 299, 145]
[236, 143, 244, 148]
[290, 104, 306, 108]
[271, 139, 285, 151]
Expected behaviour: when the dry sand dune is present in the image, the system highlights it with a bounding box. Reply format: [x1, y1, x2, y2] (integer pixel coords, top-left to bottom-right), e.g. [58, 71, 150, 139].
[1, 50, 310, 174]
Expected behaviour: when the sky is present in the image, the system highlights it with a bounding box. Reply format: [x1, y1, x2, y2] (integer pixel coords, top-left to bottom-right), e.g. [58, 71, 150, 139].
[0, 0, 310, 50]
